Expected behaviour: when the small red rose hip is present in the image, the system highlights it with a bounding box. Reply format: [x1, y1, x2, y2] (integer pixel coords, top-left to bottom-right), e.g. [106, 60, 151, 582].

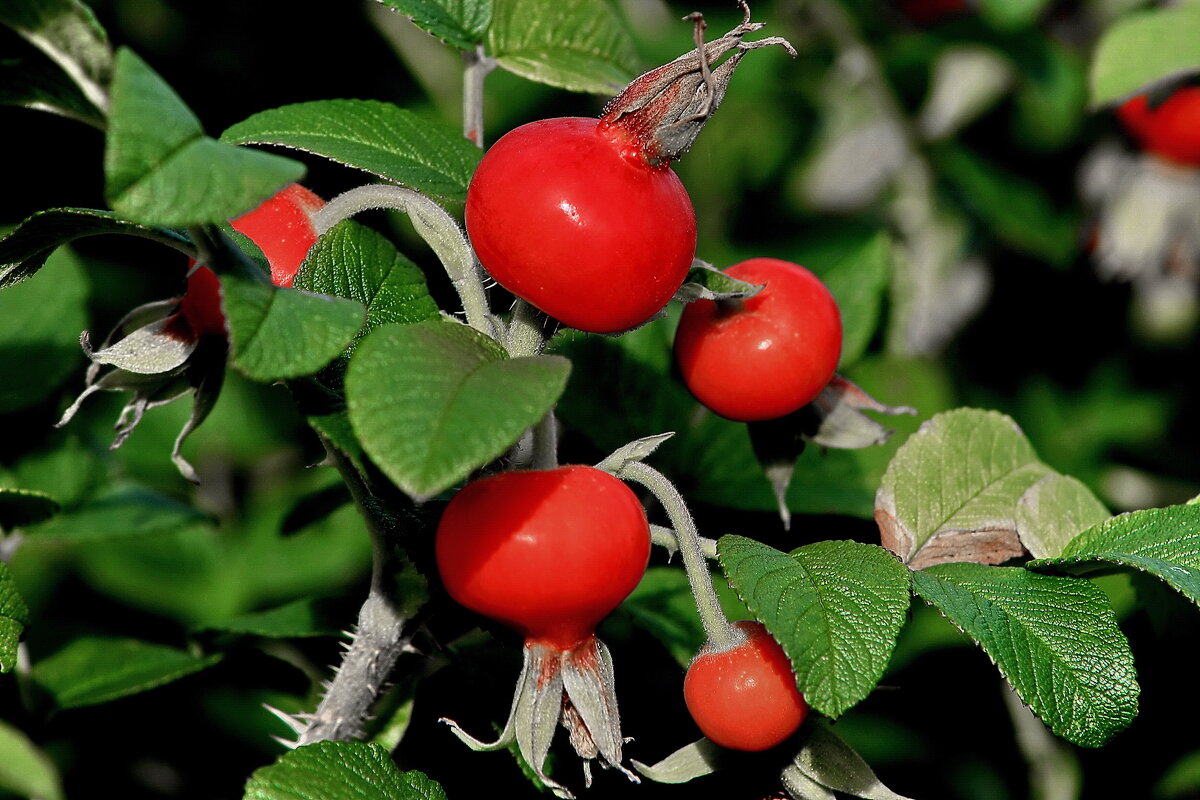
[1116, 87, 1200, 167]
[673, 257, 842, 422]
[178, 265, 226, 338]
[684, 620, 808, 751]
[465, 117, 697, 334]
[231, 183, 325, 288]
[435, 464, 651, 649]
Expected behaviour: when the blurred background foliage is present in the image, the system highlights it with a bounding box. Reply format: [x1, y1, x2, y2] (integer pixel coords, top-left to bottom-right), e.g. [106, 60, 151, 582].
[3, 0, 1200, 798]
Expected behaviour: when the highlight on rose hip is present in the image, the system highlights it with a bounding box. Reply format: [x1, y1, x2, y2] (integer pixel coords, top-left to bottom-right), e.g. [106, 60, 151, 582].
[2, 1, 1200, 799]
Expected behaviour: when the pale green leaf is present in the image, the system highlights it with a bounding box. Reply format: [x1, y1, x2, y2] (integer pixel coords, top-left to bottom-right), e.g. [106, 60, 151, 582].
[788, 719, 917, 800]
[913, 563, 1138, 747]
[1028, 503, 1200, 609]
[821, 231, 891, 369]
[876, 408, 1053, 569]
[718, 536, 911, 718]
[223, 277, 366, 382]
[377, 0, 492, 50]
[1016, 474, 1110, 559]
[1090, 3, 1200, 107]
[243, 741, 446, 800]
[346, 320, 569, 500]
[0, 719, 63, 800]
[292, 219, 440, 338]
[32, 636, 222, 709]
[487, 0, 639, 94]
[221, 99, 481, 201]
[105, 48, 304, 226]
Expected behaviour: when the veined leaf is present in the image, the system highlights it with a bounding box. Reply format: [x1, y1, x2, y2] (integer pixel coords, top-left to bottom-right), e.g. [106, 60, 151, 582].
[31, 636, 222, 709]
[487, 0, 639, 94]
[105, 48, 303, 226]
[346, 320, 569, 500]
[1016, 474, 1110, 559]
[0, 563, 30, 674]
[221, 100, 481, 201]
[293, 219, 440, 338]
[223, 276, 365, 382]
[243, 741, 446, 800]
[1090, 3, 1200, 107]
[913, 563, 1138, 747]
[376, 0, 492, 50]
[1028, 503, 1200, 609]
[718, 536, 911, 718]
[876, 408, 1052, 569]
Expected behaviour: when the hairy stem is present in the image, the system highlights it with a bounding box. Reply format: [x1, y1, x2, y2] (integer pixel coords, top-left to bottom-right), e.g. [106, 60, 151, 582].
[462, 45, 496, 148]
[311, 185, 500, 340]
[618, 461, 735, 650]
[297, 442, 412, 745]
[505, 298, 549, 357]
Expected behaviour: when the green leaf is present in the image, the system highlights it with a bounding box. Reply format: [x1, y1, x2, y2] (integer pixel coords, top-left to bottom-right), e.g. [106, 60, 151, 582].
[977, 0, 1050, 30]
[0, 719, 63, 800]
[1, 562, 31, 674]
[0, 0, 111, 116]
[1016, 474, 1110, 559]
[0, 488, 60, 530]
[935, 143, 1077, 266]
[221, 100, 481, 201]
[292, 219, 440, 339]
[224, 277, 366, 382]
[718, 536, 912, 718]
[1090, 3, 1200, 107]
[616, 566, 706, 667]
[196, 597, 344, 638]
[876, 408, 1053, 569]
[0, 31, 105, 126]
[0, 206, 190, 289]
[912, 563, 1138, 747]
[105, 48, 304, 226]
[0, 245, 88, 413]
[346, 321, 569, 500]
[244, 742, 446, 800]
[31, 636, 222, 709]
[821, 232, 891, 370]
[29, 485, 206, 542]
[1028, 503, 1200, 609]
[377, 0, 492, 50]
[487, 0, 639, 94]
[1011, 40, 1087, 151]
[786, 719, 916, 800]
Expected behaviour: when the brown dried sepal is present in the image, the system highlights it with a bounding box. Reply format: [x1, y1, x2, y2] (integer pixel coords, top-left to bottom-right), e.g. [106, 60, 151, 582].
[598, 1, 796, 166]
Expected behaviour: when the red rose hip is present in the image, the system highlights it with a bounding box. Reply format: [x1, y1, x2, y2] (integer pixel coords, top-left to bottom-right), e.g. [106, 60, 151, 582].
[674, 257, 842, 422]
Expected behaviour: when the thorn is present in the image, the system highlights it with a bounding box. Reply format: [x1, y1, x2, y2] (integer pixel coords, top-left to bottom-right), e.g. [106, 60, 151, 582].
[270, 734, 299, 750]
[262, 703, 308, 735]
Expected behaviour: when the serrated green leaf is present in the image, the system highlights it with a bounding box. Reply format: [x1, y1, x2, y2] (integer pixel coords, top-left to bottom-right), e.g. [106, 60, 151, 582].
[1028, 503, 1200, 609]
[244, 741, 445, 800]
[487, 0, 639, 94]
[0, 245, 88, 413]
[346, 321, 569, 499]
[0, 206, 190, 288]
[0, 719, 63, 800]
[0, 0, 111, 117]
[822, 232, 890, 370]
[221, 99, 481, 201]
[293, 219, 440, 339]
[1016, 474, 1110, 559]
[718, 536, 911, 718]
[912, 563, 1138, 747]
[1090, 3, 1200, 107]
[105, 48, 304, 226]
[0, 488, 60, 530]
[196, 597, 344, 638]
[377, 0, 492, 50]
[1, 562, 30, 674]
[224, 277, 365, 382]
[29, 484, 206, 542]
[31, 636, 222, 709]
[877, 408, 1053, 569]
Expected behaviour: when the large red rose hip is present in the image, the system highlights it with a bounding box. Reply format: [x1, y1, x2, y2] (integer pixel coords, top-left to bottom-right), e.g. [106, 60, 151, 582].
[231, 183, 325, 288]
[674, 257, 842, 422]
[465, 117, 697, 334]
